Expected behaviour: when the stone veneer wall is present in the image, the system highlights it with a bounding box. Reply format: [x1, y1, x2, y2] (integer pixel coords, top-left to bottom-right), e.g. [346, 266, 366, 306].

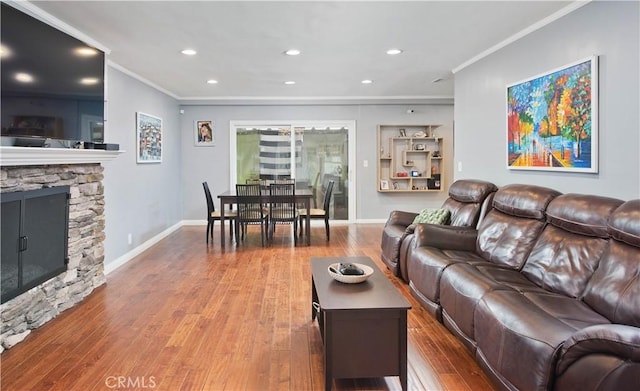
[0, 164, 106, 352]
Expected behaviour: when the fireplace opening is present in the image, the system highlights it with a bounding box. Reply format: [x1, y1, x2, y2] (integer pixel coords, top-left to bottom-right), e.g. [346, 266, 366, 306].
[1, 186, 70, 303]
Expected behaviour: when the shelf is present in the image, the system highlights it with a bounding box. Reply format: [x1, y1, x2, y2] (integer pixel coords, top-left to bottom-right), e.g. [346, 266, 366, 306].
[377, 124, 443, 194]
[378, 189, 441, 193]
[0, 146, 125, 166]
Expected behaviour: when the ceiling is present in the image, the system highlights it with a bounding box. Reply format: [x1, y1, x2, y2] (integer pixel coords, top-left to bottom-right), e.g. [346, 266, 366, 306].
[27, 1, 575, 101]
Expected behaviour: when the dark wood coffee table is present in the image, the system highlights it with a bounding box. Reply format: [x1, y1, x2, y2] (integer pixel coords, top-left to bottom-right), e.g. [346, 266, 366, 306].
[310, 256, 411, 391]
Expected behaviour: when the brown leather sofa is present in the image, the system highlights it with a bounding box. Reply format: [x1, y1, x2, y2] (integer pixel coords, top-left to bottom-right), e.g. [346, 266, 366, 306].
[380, 179, 497, 282]
[403, 183, 640, 391]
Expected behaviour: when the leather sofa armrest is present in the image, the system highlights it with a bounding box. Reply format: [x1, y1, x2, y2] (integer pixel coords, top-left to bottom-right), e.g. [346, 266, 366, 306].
[557, 324, 640, 374]
[385, 210, 418, 228]
[414, 224, 477, 251]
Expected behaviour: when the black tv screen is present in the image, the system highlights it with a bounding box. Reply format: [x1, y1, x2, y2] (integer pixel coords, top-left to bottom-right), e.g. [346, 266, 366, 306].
[1, 3, 105, 144]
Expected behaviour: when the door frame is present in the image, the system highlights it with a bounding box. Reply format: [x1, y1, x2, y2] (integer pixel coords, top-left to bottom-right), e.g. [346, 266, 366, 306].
[230, 120, 356, 222]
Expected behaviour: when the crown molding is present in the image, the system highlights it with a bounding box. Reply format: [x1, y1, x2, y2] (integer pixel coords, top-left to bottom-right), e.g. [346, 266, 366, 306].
[178, 96, 454, 106]
[452, 1, 591, 74]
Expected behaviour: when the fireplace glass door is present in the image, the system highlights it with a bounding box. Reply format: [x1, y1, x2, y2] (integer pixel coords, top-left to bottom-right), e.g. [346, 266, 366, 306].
[1, 186, 70, 303]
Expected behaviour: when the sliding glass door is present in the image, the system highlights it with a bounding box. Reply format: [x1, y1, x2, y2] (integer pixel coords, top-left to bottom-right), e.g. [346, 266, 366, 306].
[231, 121, 354, 221]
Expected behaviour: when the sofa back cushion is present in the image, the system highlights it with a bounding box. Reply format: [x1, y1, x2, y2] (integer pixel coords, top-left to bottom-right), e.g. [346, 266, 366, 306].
[441, 179, 497, 227]
[476, 184, 560, 269]
[584, 200, 640, 327]
[521, 194, 624, 298]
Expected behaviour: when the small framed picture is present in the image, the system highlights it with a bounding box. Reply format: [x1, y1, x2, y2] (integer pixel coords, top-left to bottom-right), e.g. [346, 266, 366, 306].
[195, 120, 215, 146]
[380, 180, 389, 190]
[399, 128, 406, 137]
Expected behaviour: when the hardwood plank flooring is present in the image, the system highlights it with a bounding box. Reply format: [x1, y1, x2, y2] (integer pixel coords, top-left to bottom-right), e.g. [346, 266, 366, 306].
[1, 224, 496, 391]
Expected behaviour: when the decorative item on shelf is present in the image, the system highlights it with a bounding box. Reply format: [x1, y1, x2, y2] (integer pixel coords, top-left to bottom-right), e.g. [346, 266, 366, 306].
[392, 182, 399, 190]
[396, 172, 409, 177]
[399, 128, 406, 137]
[431, 165, 438, 176]
[405, 160, 414, 165]
[433, 148, 441, 158]
[410, 170, 420, 177]
[413, 131, 426, 137]
[380, 180, 389, 190]
[414, 143, 425, 150]
[427, 174, 441, 190]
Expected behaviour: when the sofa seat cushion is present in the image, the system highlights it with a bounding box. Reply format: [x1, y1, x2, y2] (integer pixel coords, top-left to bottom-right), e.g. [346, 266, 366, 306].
[439, 261, 580, 348]
[523, 291, 610, 329]
[407, 247, 484, 306]
[440, 262, 518, 348]
[475, 290, 609, 391]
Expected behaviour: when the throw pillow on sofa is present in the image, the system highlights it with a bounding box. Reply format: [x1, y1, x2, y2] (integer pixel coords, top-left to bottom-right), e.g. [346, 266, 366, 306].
[412, 208, 451, 225]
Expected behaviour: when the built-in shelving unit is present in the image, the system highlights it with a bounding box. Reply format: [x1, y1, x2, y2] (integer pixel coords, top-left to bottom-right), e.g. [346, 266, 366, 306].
[377, 125, 443, 193]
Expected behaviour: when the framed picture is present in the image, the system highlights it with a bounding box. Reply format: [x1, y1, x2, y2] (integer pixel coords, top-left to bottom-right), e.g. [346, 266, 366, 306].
[380, 180, 389, 190]
[195, 120, 215, 146]
[136, 112, 162, 163]
[506, 56, 598, 173]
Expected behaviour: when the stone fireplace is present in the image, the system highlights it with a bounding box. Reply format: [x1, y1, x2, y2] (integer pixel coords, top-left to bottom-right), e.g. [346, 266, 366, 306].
[0, 147, 120, 352]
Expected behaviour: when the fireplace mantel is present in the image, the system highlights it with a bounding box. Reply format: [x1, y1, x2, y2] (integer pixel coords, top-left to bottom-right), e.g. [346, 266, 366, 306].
[0, 146, 124, 166]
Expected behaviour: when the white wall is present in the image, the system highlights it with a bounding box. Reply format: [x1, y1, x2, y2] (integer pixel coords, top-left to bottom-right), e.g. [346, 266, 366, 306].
[454, 1, 639, 199]
[102, 66, 183, 268]
[179, 103, 454, 222]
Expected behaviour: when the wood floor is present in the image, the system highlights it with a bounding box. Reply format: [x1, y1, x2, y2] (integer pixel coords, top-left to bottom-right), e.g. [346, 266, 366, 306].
[0, 223, 496, 391]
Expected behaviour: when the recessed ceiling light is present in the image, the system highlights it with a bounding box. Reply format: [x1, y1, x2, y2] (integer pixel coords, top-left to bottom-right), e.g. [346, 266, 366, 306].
[15, 72, 34, 83]
[0, 45, 12, 59]
[284, 49, 301, 56]
[181, 49, 197, 56]
[361, 79, 373, 84]
[80, 77, 100, 85]
[284, 81, 296, 85]
[386, 48, 403, 55]
[75, 47, 99, 57]
[207, 79, 218, 84]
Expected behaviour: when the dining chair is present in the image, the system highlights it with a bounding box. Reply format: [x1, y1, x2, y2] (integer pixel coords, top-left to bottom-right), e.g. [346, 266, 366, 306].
[273, 177, 295, 184]
[299, 180, 334, 241]
[235, 184, 269, 247]
[202, 182, 236, 245]
[268, 182, 299, 246]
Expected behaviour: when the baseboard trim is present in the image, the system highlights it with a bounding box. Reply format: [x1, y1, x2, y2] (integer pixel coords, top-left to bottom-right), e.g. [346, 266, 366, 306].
[104, 221, 183, 275]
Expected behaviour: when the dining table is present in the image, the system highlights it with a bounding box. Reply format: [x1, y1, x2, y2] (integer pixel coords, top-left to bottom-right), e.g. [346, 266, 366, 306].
[217, 188, 313, 247]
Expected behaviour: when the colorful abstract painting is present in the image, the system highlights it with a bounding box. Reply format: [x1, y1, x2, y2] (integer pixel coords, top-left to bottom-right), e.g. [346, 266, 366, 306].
[507, 56, 598, 172]
[136, 112, 162, 163]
